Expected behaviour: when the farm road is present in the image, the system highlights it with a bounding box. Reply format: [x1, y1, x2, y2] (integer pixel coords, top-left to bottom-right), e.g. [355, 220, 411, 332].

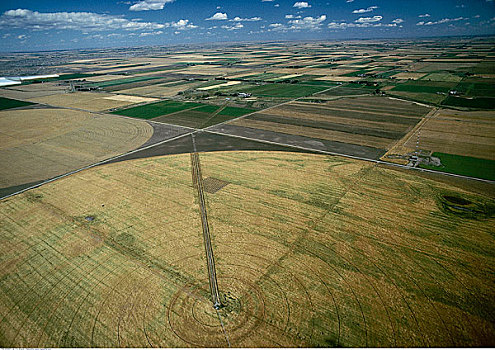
[190, 133, 222, 310]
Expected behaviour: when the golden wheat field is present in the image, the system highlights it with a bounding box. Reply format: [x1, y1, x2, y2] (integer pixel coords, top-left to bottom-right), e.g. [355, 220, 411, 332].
[0, 151, 493, 347]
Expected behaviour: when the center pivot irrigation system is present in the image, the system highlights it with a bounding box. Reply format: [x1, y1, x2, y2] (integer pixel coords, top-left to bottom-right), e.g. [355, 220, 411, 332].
[190, 133, 223, 310]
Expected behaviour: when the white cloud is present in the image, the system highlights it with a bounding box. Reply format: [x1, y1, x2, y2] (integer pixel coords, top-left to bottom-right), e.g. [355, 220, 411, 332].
[352, 6, 378, 14]
[221, 22, 243, 30]
[293, 2, 311, 9]
[416, 17, 467, 26]
[17, 34, 27, 39]
[262, 0, 274, 1]
[139, 30, 163, 36]
[206, 12, 228, 20]
[418, 13, 430, 18]
[392, 18, 404, 24]
[275, 4, 280, 7]
[285, 14, 301, 19]
[0, 8, 167, 31]
[355, 15, 382, 23]
[346, 0, 354, 2]
[328, 20, 397, 29]
[230, 16, 261, 21]
[271, 14, 326, 31]
[129, 0, 174, 11]
[171, 19, 197, 30]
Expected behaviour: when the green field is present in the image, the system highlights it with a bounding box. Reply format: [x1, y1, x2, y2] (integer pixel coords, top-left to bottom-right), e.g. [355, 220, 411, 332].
[87, 76, 162, 88]
[242, 83, 327, 98]
[454, 80, 495, 98]
[110, 100, 203, 119]
[441, 96, 495, 109]
[420, 152, 495, 181]
[420, 72, 463, 82]
[217, 106, 255, 117]
[391, 83, 451, 94]
[0, 96, 35, 110]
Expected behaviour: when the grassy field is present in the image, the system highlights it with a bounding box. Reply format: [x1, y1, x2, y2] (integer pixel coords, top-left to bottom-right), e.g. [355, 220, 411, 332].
[0, 97, 35, 110]
[442, 96, 495, 109]
[0, 151, 493, 347]
[420, 152, 495, 180]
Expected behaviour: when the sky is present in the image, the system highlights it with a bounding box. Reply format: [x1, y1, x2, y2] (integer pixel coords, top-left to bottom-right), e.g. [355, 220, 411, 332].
[0, 0, 494, 52]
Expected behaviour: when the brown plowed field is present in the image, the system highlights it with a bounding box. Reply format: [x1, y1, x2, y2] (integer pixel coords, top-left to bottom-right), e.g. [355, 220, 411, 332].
[0, 151, 493, 347]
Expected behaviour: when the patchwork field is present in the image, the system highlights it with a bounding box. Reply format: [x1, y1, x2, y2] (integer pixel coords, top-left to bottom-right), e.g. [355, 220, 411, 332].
[0, 151, 493, 347]
[211, 96, 430, 160]
[0, 37, 494, 349]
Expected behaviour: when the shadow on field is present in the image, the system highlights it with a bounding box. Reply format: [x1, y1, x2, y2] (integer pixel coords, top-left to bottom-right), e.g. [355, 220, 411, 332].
[106, 130, 315, 164]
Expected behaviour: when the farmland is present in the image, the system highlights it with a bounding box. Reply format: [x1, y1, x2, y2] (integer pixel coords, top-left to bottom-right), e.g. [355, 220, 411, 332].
[0, 37, 494, 348]
[0, 151, 494, 347]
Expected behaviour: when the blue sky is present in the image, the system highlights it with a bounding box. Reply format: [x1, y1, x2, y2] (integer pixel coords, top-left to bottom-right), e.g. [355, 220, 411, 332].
[0, 0, 494, 51]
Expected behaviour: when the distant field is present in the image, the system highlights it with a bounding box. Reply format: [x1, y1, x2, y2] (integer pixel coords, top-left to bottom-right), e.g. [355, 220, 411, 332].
[86, 76, 162, 88]
[0, 151, 493, 347]
[0, 96, 35, 110]
[213, 96, 430, 159]
[241, 84, 327, 98]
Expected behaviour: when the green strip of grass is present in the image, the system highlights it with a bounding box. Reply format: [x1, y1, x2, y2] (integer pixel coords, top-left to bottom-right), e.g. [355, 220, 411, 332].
[0, 97, 35, 110]
[110, 100, 204, 119]
[420, 152, 495, 181]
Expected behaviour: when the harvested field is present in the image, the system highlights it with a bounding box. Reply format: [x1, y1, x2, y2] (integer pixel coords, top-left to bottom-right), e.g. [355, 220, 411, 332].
[0, 108, 153, 189]
[0, 151, 493, 347]
[117, 81, 202, 98]
[102, 94, 158, 104]
[388, 108, 495, 161]
[197, 81, 241, 91]
[391, 72, 427, 80]
[27, 92, 142, 112]
[0, 83, 68, 99]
